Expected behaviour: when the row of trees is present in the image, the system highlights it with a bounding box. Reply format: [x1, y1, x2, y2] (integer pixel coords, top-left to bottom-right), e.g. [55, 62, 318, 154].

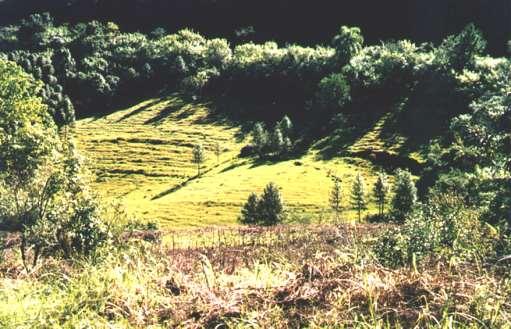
[329, 169, 417, 222]
[238, 169, 418, 226]
[250, 116, 294, 158]
[0, 13, 363, 123]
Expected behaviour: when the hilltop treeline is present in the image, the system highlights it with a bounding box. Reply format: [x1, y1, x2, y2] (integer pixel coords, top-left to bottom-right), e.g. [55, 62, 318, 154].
[0, 0, 510, 55]
[1, 14, 507, 127]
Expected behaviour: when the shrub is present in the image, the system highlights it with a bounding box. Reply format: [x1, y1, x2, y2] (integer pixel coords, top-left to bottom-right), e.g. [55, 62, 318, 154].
[345, 40, 429, 90]
[214, 41, 336, 108]
[0, 140, 108, 269]
[329, 174, 342, 222]
[239, 183, 285, 226]
[269, 127, 285, 155]
[366, 213, 392, 223]
[257, 183, 285, 226]
[251, 122, 269, 157]
[0, 59, 107, 269]
[314, 73, 351, 116]
[250, 116, 295, 159]
[436, 24, 487, 72]
[374, 194, 495, 267]
[278, 115, 293, 140]
[486, 178, 511, 228]
[192, 144, 205, 176]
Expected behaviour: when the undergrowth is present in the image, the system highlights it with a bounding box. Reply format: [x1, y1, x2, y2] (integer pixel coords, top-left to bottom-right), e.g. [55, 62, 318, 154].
[0, 224, 509, 328]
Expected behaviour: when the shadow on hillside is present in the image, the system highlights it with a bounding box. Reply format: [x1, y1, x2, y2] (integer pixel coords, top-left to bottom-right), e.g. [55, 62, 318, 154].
[219, 161, 244, 173]
[115, 98, 165, 122]
[313, 133, 355, 160]
[192, 95, 309, 144]
[313, 109, 426, 174]
[136, 94, 248, 142]
[151, 160, 223, 200]
[151, 175, 197, 200]
[143, 95, 189, 125]
[247, 150, 309, 169]
[350, 149, 423, 175]
[314, 116, 380, 161]
[191, 100, 254, 143]
[81, 89, 168, 121]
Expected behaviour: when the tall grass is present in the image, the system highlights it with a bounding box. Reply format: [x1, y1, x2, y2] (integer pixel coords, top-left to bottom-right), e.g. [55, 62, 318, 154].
[0, 224, 509, 328]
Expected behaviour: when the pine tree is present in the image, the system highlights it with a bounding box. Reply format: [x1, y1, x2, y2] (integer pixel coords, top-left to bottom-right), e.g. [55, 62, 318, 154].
[239, 193, 259, 224]
[329, 175, 342, 222]
[270, 127, 285, 155]
[283, 137, 292, 153]
[214, 142, 221, 164]
[252, 122, 268, 157]
[192, 144, 205, 176]
[391, 169, 417, 222]
[257, 182, 284, 226]
[373, 172, 390, 217]
[278, 115, 293, 139]
[350, 173, 367, 222]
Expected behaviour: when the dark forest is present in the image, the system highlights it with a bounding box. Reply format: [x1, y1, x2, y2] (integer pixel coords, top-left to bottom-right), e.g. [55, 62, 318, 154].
[1, 0, 510, 54]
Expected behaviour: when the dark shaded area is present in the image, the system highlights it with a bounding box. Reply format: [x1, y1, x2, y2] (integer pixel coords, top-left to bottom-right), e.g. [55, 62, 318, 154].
[349, 150, 423, 175]
[0, 0, 510, 55]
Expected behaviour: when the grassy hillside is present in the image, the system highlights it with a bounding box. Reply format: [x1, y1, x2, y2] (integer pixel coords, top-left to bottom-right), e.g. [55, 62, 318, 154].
[75, 95, 385, 228]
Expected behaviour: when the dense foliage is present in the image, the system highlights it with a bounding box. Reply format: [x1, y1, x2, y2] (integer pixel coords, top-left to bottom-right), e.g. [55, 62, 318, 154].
[0, 59, 106, 270]
[0, 14, 352, 123]
[1, 0, 510, 56]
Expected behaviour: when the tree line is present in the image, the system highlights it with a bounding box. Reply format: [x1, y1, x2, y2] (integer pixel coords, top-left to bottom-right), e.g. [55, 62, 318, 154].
[238, 169, 417, 226]
[1, 0, 509, 55]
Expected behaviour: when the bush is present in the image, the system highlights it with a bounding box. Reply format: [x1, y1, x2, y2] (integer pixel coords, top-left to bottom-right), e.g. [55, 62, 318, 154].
[350, 173, 367, 222]
[345, 40, 431, 93]
[239, 193, 259, 225]
[239, 183, 285, 226]
[373, 172, 390, 217]
[436, 24, 487, 72]
[374, 194, 496, 267]
[257, 183, 285, 226]
[314, 73, 351, 117]
[0, 59, 107, 270]
[212, 41, 336, 108]
[366, 213, 392, 223]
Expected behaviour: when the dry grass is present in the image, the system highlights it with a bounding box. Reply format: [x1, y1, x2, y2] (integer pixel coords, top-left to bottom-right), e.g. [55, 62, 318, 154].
[1, 224, 509, 328]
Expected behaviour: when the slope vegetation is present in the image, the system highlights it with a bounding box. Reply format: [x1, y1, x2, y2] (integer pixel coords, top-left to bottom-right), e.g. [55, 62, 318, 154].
[75, 95, 385, 228]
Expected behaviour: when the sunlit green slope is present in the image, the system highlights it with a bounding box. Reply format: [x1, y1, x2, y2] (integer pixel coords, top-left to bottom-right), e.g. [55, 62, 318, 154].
[75, 95, 387, 228]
